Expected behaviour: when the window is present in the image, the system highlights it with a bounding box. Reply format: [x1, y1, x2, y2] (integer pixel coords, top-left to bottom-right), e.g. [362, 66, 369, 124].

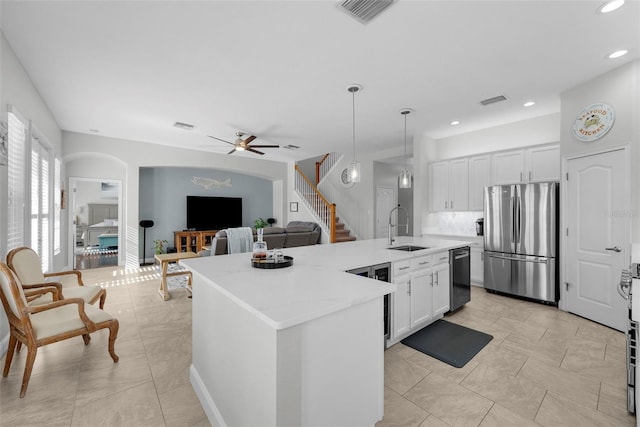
[7, 111, 27, 251]
[8, 108, 57, 271]
[31, 136, 50, 272]
[54, 157, 61, 255]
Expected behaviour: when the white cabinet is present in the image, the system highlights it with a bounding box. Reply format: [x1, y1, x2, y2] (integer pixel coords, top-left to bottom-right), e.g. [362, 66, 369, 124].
[492, 150, 525, 185]
[470, 246, 484, 286]
[430, 159, 469, 211]
[430, 162, 449, 212]
[432, 263, 450, 316]
[492, 145, 560, 185]
[410, 269, 433, 327]
[390, 252, 450, 345]
[392, 276, 411, 338]
[429, 144, 559, 213]
[526, 145, 560, 182]
[468, 155, 491, 211]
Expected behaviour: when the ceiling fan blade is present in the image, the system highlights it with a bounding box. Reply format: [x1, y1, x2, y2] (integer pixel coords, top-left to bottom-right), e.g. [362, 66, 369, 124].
[246, 147, 265, 155]
[248, 144, 279, 148]
[208, 135, 235, 145]
[243, 135, 257, 144]
[227, 148, 237, 155]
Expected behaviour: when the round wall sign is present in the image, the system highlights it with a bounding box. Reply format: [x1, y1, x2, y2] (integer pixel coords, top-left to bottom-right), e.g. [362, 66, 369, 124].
[572, 102, 615, 142]
[340, 168, 354, 188]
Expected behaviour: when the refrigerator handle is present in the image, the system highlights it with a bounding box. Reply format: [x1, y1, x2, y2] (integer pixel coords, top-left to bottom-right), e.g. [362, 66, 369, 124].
[510, 196, 516, 244]
[516, 195, 521, 243]
[487, 253, 549, 264]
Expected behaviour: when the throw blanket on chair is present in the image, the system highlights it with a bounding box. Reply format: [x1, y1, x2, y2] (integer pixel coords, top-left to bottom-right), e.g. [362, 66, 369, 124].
[225, 227, 253, 254]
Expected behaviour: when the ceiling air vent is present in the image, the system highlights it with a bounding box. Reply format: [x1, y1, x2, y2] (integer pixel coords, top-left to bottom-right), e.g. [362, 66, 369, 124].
[173, 121, 195, 130]
[338, 0, 395, 24]
[480, 95, 508, 106]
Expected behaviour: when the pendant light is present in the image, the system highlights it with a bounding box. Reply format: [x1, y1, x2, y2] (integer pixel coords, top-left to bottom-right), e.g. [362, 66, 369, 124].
[347, 84, 361, 183]
[399, 108, 413, 189]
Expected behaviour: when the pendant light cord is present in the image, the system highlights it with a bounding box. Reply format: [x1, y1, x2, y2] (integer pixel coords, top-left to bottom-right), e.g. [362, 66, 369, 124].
[403, 113, 407, 170]
[352, 90, 356, 161]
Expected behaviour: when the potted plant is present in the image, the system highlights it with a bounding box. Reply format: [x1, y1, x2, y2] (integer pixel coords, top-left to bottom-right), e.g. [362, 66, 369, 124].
[153, 239, 168, 254]
[254, 218, 268, 229]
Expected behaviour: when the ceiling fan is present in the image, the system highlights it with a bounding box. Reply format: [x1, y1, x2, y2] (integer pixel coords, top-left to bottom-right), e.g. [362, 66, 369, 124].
[208, 132, 279, 155]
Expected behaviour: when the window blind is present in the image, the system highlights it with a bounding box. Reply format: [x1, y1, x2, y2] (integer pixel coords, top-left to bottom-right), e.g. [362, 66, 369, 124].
[31, 137, 50, 272]
[7, 112, 26, 251]
[54, 157, 61, 255]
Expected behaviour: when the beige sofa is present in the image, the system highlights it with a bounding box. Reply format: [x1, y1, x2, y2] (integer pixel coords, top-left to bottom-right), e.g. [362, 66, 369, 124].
[206, 221, 321, 255]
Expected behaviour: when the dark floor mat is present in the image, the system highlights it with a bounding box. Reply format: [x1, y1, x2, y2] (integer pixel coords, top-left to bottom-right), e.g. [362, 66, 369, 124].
[401, 319, 493, 368]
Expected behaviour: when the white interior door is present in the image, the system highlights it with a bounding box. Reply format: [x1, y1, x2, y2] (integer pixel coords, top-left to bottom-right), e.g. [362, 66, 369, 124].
[565, 148, 628, 332]
[376, 186, 396, 239]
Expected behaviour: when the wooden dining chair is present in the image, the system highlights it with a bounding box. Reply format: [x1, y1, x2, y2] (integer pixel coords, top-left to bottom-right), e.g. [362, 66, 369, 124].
[0, 262, 119, 398]
[7, 247, 106, 308]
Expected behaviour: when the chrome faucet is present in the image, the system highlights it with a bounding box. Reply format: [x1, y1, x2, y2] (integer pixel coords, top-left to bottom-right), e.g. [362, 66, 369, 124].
[388, 204, 410, 246]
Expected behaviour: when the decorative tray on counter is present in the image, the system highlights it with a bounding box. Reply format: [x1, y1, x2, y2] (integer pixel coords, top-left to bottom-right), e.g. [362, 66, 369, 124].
[251, 256, 294, 269]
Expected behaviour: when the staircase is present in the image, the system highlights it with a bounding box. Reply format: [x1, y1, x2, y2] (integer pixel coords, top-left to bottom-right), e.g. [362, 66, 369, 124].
[294, 164, 356, 243]
[334, 218, 356, 243]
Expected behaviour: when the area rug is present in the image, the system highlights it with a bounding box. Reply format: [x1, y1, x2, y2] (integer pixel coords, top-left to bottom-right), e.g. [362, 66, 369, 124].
[401, 320, 493, 368]
[165, 264, 189, 290]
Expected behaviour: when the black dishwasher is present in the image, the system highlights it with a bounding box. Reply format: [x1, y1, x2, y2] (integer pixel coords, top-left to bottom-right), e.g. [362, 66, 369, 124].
[449, 247, 471, 312]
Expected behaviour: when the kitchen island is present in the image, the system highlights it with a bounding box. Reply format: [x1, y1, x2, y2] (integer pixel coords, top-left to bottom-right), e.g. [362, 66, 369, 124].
[181, 236, 470, 427]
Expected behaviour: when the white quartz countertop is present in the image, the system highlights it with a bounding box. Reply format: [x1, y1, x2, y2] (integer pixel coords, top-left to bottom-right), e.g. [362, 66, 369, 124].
[181, 236, 472, 330]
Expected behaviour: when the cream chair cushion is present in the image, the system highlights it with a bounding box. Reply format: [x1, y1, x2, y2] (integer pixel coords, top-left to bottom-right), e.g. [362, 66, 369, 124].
[31, 304, 114, 341]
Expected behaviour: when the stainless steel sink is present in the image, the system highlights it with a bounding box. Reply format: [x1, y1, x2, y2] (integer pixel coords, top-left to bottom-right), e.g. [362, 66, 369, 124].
[388, 245, 429, 252]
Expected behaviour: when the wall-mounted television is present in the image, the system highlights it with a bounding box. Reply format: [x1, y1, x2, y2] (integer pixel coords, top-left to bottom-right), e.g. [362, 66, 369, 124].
[186, 196, 242, 230]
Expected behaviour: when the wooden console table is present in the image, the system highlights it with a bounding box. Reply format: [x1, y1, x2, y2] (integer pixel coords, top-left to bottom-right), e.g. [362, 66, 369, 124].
[174, 230, 218, 253]
[155, 251, 200, 300]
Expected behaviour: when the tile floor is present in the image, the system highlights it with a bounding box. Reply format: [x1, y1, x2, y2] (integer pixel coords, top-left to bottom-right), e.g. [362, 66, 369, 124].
[0, 265, 635, 426]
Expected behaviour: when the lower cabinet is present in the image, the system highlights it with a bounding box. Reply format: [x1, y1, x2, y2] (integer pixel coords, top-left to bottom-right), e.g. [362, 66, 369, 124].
[432, 263, 450, 316]
[392, 276, 411, 339]
[410, 269, 433, 327]
[390, 252, 450, 345]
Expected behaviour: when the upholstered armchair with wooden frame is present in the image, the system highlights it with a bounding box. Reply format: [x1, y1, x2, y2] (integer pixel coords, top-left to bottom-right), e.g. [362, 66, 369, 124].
[0, 263, 119, 398]
[7, 247, 106, 308]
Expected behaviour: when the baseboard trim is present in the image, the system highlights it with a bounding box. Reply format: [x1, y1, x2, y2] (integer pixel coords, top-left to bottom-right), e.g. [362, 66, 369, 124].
[190, 364, 226, 427]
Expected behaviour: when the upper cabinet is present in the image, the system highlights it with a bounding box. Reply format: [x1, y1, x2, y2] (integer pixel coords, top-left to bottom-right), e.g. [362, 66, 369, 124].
[430, 159, 468, 211]
[468, 155, 491, 211]
[492, 145, 560, 185]
[430, 162, 449, 212]
[526, 145, 561, 182]
[491, 150, 525, 185]
[429, 144, 559, 212]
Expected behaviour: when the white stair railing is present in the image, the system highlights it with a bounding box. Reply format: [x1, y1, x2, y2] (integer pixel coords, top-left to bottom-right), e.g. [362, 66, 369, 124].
[294, 165, 337, 242]
[315, 152, 341, 184]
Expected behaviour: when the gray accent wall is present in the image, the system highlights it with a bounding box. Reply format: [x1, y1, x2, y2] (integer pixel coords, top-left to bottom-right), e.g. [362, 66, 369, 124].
[139, 167, 273, 257]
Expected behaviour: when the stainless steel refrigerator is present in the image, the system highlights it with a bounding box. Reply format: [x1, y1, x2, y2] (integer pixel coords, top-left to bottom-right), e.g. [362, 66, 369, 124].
[483, 182, 559, 304]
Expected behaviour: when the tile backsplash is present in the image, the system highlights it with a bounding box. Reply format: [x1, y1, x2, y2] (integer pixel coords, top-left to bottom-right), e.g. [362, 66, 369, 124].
[423, 211, 483, 236]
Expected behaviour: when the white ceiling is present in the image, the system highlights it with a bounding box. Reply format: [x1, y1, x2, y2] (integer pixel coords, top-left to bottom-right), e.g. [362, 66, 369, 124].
[1, 1, 639, 163]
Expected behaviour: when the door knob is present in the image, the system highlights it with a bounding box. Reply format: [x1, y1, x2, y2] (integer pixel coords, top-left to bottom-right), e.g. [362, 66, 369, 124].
[605, 246, 622, 253]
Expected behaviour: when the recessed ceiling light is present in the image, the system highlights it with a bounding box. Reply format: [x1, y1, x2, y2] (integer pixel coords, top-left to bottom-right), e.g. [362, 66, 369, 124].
[598, 0, 625, 14]
[608, 49, 628, 59]
[89, 129, 99, 133]
[523, 101, 536, 107]
[450, 121, 460, 126]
